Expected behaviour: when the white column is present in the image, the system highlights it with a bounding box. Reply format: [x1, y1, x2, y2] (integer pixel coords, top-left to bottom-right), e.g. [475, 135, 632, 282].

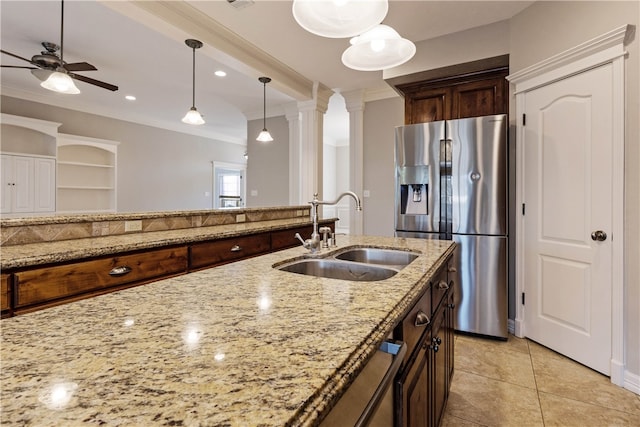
[284, 102, 302, 206]
[342, 89, 365, 235]
[297, 83, 333, 205]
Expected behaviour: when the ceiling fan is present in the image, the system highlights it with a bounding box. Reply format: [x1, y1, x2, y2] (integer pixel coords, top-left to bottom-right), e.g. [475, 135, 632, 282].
[0, 0, 118, 93]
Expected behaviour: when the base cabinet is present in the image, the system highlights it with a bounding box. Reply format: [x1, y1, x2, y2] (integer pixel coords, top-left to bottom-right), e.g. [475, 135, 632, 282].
[2, 222, 334, 317]
[395, 251, 456, 427]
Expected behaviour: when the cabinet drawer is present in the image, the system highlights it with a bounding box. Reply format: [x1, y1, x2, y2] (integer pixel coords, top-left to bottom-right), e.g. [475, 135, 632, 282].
[190, 233, 271, 269]
[431, 266, 450, 313]
[398, 287, 432, 363]
[14, 246, 188, 308]
[1, 274, 10, 312]
[271, 225, 314, 251]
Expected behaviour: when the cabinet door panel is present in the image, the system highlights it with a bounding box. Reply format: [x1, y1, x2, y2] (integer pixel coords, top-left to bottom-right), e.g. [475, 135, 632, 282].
[1, 273, 10, 312]
[15, 246, 188, 308]
[12, 156, 34, 213]
[397, 343, 430, 427]
[34, 158, 55, 212]
[452, 77, 506, 119]
[431, 306, 447, 427]
[407, 88, 451, 124]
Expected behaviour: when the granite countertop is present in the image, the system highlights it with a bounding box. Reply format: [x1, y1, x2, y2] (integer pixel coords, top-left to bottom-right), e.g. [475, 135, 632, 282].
[0, 217, 333, 270]
[0, 235, 455, 426]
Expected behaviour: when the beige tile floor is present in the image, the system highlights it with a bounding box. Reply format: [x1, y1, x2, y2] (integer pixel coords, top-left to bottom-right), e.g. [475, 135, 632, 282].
[442, 334, 640, 426]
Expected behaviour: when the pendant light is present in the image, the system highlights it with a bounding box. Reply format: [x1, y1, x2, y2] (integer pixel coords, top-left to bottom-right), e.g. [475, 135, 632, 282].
[341, 24, 416, 71]
[292, 0, 388, 38]
[256, 77, 273, 142]
[182, 39, 205, 125]
[40, 1, 80, 94]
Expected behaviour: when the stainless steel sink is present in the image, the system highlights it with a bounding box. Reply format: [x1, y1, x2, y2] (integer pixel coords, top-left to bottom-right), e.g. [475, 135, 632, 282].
[277, 259, 398, 282]
[334, 248, 419, 268]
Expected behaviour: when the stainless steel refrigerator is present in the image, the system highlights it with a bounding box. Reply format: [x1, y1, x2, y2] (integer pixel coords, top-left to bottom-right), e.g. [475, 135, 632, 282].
[395, 114, 508, 339]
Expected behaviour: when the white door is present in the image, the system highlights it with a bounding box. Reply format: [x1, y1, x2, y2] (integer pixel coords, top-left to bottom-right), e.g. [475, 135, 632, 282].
[523, 63, 613, 375]
[1, 155, 13, 214]
[34, 158, 56, 212]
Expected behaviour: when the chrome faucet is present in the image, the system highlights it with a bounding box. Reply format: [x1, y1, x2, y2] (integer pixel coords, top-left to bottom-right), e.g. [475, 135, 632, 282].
[294, 191, 363, 253]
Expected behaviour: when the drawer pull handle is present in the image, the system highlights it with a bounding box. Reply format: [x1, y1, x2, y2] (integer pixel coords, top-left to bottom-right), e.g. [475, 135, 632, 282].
[109, 266, 132, 277]
[448, 266, 457, 273]
[438, 280, 449, 290]
[415, 311, 430, 327]
[230, 245, 242, 252]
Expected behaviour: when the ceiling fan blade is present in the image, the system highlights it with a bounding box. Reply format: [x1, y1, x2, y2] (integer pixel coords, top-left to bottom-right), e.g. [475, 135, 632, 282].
[69, 72, 118, 92]
[1, 65, 38, 70]
[64, 62, 97, 72]
[1, 49, 38, 66]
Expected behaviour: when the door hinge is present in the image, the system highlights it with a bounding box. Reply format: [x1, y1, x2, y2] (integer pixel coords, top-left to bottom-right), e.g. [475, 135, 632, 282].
[522, 292, 525, 305]
[522, 114, 526, 126]
[522, 203, 526, 215]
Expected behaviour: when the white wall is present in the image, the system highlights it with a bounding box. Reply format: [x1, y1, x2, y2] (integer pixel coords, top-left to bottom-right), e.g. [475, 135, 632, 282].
[385, 20, 511, 79]
[1, 95, 246, 212]
[362, 96, 404, 237]
[245, 115, 290, 207]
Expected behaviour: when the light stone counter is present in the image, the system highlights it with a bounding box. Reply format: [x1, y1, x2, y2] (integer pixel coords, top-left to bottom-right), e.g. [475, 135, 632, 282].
[1, 217, 332, 270]
[0, 235, 455, 426]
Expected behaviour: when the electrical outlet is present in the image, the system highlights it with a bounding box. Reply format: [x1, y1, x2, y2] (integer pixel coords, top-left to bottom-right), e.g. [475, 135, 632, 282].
[124, 220, 142, 232]
[236, 214, 246, 223]
[363, 190, 371, 198]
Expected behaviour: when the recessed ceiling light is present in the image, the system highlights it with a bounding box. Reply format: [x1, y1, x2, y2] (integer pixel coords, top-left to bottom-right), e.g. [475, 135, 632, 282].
[125, 95, 136, 101]
[214, 70, 227, 77]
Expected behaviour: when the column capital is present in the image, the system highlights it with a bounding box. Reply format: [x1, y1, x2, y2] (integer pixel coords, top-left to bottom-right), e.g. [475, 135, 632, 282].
[342, 89, 366, 113]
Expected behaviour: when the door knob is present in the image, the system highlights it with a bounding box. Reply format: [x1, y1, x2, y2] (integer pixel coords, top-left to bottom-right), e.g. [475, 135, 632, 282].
[591, 230, 607, 241]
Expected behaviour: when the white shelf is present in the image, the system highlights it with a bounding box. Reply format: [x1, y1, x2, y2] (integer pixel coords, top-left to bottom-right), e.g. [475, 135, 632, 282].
[57, 186, 114, 190]
[57, 161, 114, 168]
[56, 134, 119, 213]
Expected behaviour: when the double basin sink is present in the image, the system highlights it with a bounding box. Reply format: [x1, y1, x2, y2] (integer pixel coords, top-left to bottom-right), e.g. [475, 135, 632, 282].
[275, 247, 420, 282]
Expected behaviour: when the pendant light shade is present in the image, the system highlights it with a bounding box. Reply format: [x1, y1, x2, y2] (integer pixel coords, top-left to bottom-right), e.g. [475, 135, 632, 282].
[40, 70, 80, 94]
[257, 76, 273, 142]
[341, 24, 416, 71]
[182, 39, 205, 125]
[292, 0, 388, 38]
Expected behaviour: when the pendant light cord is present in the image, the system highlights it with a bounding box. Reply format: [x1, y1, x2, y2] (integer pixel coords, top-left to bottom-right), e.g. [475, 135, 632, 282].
[263, 80, 267, 130]
[59, 0, 64, 64]
[191, 46, 196, 109]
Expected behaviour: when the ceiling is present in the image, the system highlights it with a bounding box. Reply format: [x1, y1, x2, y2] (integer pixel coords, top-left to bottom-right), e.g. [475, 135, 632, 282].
[0, 1, 533, 145]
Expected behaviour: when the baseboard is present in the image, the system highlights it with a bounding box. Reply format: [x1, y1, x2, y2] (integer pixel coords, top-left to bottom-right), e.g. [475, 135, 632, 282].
[624, 370, 640, 395]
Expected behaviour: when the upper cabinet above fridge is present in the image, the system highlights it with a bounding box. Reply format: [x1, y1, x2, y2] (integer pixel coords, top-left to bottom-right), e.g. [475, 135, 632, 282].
[386, 55, 509, 124]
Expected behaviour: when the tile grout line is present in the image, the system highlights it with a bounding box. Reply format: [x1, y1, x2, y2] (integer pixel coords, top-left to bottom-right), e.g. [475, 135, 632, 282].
[527, 339, 547, 426]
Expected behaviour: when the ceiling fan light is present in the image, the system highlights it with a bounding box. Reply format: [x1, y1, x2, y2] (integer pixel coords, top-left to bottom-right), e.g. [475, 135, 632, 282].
[256, 129, 273, 142]
[341, 24, 416, 71]
[292, 0, 388, 38]
[182, 107, 205, 125]
[40, 71, 80, 94]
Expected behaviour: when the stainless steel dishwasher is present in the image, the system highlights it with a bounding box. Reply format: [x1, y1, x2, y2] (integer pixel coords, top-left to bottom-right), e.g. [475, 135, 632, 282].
[320, 340, 406, 427]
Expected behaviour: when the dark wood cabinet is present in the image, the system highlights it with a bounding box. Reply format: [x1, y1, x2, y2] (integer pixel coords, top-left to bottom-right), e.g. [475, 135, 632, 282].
[2, 222, 335, 317]
[1, 273, 10, 317]
[388, 55, 509, 125]
[13, 246, 188, 313]
[271, 225, 315, 251]
[189, 232, 271, 270]
[398, 337, 431, 427]
[395, 250, 456, 427]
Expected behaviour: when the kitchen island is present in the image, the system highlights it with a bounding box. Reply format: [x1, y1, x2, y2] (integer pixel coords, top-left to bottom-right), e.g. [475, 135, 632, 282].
[0, 235, 455, 426]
